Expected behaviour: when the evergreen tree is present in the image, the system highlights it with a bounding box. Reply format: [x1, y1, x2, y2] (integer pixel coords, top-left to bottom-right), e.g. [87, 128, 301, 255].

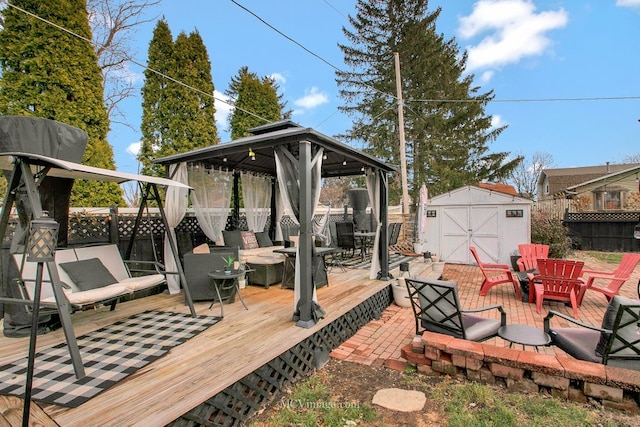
[226, 66, 289, 140]
[337, 0, 520, 201]
[140, 21, 217, 177]
[0, 0, 124, 206]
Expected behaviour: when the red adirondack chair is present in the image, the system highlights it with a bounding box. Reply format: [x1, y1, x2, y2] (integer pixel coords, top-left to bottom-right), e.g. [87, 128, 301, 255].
[469, 247, 522, 299]
[576, 253, 640, 306]
[531, 258, 584, 318]
[516, 243, 549, 272]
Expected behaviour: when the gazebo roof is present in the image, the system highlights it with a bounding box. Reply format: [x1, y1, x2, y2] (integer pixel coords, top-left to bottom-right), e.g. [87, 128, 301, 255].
[153, 120, 395, 177]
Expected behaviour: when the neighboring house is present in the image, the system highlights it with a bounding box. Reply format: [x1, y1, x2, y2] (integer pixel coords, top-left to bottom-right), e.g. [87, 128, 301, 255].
[537, 163, 640, 210]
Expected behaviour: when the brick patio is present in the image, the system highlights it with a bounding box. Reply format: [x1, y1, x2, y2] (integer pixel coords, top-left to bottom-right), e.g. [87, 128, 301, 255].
[331, 252, 640, 369]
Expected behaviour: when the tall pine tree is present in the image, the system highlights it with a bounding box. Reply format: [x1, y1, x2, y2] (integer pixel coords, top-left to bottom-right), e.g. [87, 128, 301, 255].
[140, 21, 217, 177]
[337, 0, 520, 201]
[0, 0, 124, 206]
[225, 66, 289, 140]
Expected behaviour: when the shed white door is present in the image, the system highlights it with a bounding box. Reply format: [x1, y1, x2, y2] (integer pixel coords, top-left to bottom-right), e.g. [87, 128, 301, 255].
[440, 205, 500, 264]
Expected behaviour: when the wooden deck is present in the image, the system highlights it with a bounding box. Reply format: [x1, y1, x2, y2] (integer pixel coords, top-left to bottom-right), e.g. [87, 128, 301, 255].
[0, 260, 404, 426]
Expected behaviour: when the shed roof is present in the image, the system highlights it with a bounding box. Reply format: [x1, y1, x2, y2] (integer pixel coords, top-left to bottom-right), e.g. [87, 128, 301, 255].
[428, 185, 533, 206]
[153, 120, 396, 177]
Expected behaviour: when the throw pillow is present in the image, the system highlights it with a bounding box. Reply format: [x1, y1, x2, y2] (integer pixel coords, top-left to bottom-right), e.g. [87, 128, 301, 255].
[222, 230, 243, 249]
[255, 232, 273, 248]
[193, 243, 210, 254]
[59, 258, 118, 291]
[241, 231, 260, 249]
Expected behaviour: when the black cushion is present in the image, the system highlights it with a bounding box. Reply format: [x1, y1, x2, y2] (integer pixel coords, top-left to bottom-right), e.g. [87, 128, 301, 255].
[255, 232, 273, 248]
[59, 258, 118, 291]
[222, 230, 243, 249]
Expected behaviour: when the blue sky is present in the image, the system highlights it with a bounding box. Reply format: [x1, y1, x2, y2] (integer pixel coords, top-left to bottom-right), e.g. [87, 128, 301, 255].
[110, 0, 640, 174]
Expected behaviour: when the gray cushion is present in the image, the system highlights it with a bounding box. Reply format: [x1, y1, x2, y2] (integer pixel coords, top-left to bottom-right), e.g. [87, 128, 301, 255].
[222, 230, 243, 249]
[461, 314, 501, 341]
[552, 327, 602, 363]
[255, 232, 273, 248]
[595, 295, 635, 356]
[59, 258, 118, 291]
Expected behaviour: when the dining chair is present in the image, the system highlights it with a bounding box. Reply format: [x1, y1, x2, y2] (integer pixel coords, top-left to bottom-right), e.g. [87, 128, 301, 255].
[404, 277, 507, 340]
[531, 258, 584, 318]
[335, 221, 359, 258]
[469, 246, 522, 299]
[576, 253, 640, 306]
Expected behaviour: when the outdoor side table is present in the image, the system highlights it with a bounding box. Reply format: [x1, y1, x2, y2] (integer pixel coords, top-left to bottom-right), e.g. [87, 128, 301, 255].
[208, 269, 249, 318]
[498, 324, 551, 352]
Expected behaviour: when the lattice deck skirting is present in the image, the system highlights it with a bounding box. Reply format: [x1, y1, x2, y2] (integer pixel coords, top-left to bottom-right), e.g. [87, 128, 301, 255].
[170, 286, 393, 427]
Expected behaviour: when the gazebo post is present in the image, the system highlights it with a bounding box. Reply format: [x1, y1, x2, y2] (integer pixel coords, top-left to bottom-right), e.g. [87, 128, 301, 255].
[378, 170, 391, 280]
[296, 140, 315, 327]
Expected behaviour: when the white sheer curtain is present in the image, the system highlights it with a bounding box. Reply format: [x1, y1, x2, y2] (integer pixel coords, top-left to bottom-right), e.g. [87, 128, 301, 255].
[188, 164, 233, 244]
[241, 172, 271, 232]
[164, 163, 189, 294]
[274, 185, 285, 241]
[366, 168, 382, 279]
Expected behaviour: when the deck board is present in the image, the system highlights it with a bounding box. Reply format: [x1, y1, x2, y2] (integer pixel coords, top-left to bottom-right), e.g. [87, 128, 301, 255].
[0, 261, 403, 426]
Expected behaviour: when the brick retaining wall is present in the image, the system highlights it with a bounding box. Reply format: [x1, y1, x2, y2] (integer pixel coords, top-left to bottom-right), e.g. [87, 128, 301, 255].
[401, 332, 640, 414]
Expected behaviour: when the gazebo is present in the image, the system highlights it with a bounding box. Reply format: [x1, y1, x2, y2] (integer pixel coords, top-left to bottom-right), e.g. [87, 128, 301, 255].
[154, 120, 396, 328]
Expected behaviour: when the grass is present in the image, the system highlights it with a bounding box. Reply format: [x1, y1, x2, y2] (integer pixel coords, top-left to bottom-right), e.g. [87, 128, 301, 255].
[252, 371, 632, 427]
[429, 379, 597, 427]
[251, 376, 378, 427]
[582, 251, 623, 264]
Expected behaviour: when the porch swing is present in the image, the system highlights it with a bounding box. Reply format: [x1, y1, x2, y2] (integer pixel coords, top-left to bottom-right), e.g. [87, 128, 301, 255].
[0, 116, 195, 379]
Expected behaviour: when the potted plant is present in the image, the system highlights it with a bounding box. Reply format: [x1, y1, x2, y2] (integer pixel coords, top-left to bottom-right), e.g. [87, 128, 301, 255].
[221, 256, 235, 275]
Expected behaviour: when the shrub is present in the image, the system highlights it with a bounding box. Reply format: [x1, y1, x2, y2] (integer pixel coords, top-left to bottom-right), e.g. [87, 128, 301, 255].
[531, 211, 572, 258]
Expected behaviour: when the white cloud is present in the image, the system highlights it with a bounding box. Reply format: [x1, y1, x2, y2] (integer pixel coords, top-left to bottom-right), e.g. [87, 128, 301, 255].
[126, 141, 141, 157]
[294, 86, 329, 109]
[617, 0, 640, 7]
[214, 89, 234, 128]
[269, 72, 287, 85]
[479, 70, 494, 83]
[491, 114, 506, 129]
[458, 0, 568, 72]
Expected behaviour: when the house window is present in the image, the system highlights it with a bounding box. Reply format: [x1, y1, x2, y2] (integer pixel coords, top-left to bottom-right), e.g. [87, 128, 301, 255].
[594, 190, 622, 210]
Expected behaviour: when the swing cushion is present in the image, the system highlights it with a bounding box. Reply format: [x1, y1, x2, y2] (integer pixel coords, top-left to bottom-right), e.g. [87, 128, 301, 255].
[59, 258, 118, 291]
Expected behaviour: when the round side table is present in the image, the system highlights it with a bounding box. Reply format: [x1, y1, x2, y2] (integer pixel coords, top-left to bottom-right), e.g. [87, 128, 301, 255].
[498, 324, 551, 352]
[208, 269, 248, 318]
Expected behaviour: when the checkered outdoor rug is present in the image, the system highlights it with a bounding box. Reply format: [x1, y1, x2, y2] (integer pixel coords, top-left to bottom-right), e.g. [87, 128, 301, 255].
[338, 252, 418, 270]
[0, 310, 219, 408]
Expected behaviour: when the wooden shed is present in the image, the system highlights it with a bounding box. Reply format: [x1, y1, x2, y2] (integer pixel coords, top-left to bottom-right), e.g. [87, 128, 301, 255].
[423, 185, 533, 265]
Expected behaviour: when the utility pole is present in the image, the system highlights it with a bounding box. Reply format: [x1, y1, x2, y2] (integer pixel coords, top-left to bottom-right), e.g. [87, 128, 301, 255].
[394, 52, 411, 216]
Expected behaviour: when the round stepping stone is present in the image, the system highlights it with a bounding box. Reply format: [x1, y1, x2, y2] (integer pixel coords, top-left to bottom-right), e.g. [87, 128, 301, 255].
[372, 388, 426, 412]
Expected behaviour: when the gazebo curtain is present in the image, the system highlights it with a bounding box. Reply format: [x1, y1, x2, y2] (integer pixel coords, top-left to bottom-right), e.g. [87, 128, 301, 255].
[188, 164, 233, 244]
[274, 145, 323, 310]
[366, 168, 382, 279]
[241, 171, 271, 232]
[274, 184, 285, 241]
[164, 162, 188, 294]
